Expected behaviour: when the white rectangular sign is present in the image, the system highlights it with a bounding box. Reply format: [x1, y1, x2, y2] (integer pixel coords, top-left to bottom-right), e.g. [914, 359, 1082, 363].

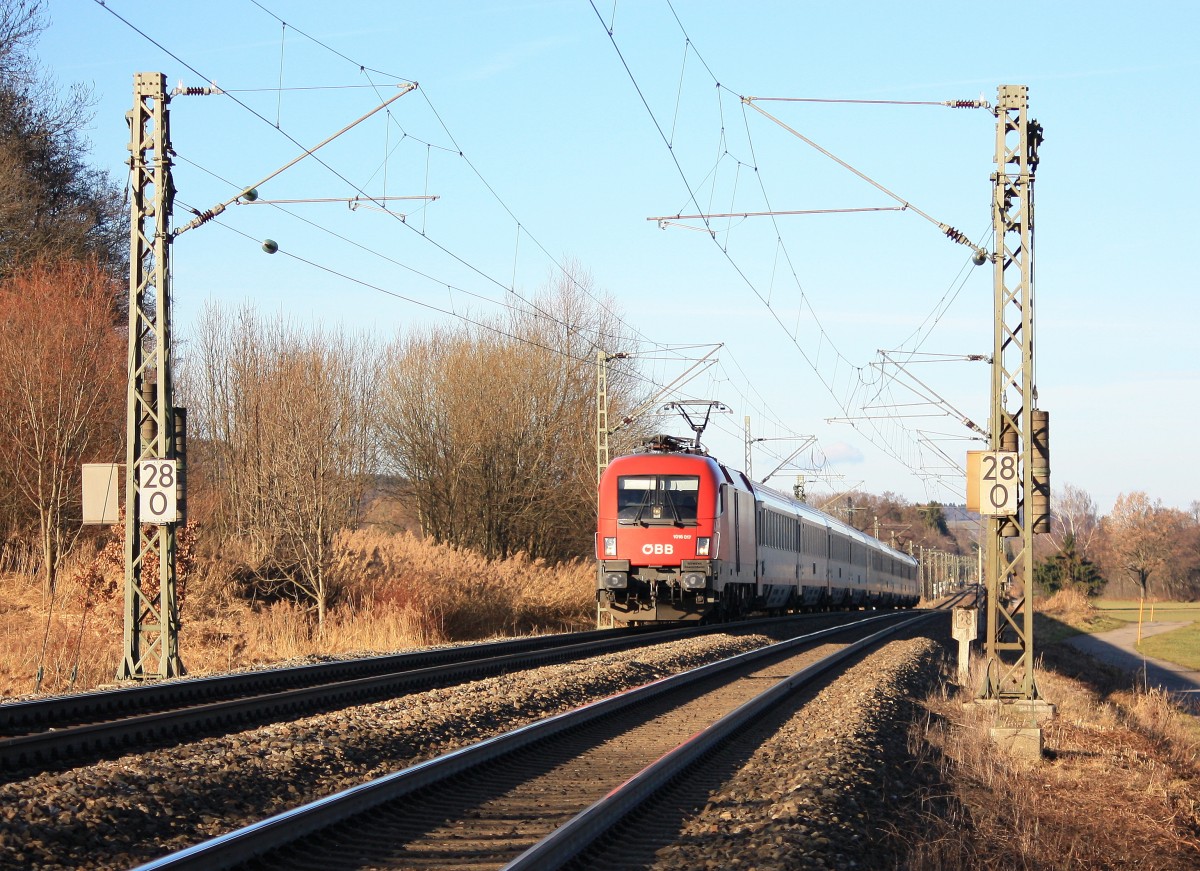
[138, 459, 177, 524]
[82, 463, 121, 525]
[976, 451, 1019, 516]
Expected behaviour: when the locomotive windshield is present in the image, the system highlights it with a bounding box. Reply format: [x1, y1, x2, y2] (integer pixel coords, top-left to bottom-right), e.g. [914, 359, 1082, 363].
[616, 475, 700, 525]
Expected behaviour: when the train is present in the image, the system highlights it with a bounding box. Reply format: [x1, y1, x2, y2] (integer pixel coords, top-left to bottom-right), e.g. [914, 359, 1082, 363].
[595, 435, 921, 625]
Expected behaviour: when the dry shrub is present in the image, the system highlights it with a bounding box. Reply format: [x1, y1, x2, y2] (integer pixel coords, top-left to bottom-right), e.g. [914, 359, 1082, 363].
[242, 601, 316, 661]
[0, 539, 38, 576]
[1040, 586, 1095, 621]
[191, 599, 441, 666]
[130, 528, 594, 680]
[330, 528, 593, 642]
[317, 601, 440, 653]
[0, 526, 596, 697]
[1116, 687, 1200, 771]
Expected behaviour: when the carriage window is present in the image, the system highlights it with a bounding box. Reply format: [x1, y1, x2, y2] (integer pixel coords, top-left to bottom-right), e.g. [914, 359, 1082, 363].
[617, 475, 700, 525]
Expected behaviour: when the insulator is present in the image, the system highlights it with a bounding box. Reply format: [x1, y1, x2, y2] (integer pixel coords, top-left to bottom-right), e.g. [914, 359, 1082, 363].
[947, 99, 990, 109]
[943, 225, 971, 246]
[1027, 119, 1044, 170]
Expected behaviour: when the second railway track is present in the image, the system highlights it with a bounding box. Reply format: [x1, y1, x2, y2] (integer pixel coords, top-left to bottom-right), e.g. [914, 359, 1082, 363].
[0, 619, 766, 774]
[0, 618, 835, 868]
[136, 609, 937, 870]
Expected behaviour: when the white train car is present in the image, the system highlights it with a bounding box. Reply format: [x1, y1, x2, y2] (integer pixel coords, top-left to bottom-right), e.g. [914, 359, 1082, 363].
[752, 483, 919, 612]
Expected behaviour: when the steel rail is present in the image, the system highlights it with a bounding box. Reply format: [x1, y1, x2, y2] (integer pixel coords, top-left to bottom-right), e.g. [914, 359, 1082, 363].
[506, 610, 937, 868]
[0, 614, 818, 772]
[0, 622, 711, 771]
[131, 609, 923, 871]
[0, 626, 652, 734]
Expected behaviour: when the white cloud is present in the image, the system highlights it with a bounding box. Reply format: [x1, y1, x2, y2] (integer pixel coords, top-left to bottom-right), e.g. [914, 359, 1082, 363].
[819, 441, 865, 465]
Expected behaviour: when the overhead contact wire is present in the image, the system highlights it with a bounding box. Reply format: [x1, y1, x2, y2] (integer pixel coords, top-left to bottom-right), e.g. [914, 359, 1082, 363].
[248, 0, 671, 358]
[598, 3, 948, 482]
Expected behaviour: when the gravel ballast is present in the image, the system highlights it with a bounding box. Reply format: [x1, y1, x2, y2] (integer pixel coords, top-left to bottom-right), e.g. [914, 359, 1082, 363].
[1, 632, 776, 869]
[1, 626, 952, 870]
[646, 636, 945, 871]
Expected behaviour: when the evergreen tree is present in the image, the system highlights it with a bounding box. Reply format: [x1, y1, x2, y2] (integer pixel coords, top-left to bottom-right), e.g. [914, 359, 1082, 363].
[1035, 533, 1104, 596]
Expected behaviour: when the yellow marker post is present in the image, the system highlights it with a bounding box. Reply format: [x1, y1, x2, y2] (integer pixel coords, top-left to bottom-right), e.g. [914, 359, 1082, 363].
[1137, 595, 1145, 647]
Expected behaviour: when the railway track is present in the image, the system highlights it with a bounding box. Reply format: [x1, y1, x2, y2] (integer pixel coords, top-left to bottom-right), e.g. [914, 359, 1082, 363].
[133, 608, 936, 870]
[0, 615, 835, 775]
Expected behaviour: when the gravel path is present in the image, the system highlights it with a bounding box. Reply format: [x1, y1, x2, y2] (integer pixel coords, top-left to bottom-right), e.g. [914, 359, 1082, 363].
[1065, 622, 1200, 710]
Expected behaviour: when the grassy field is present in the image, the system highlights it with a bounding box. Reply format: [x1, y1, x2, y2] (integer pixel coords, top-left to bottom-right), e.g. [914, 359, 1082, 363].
[1090, 599, 1200, 670]
[1093, 599, 1200, 624]
[1035, 593, 1200, 669]
[1139, 623, 1200, 670]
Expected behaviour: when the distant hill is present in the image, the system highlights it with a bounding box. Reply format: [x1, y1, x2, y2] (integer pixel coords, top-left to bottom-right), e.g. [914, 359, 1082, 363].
[942, 503, 980, 525]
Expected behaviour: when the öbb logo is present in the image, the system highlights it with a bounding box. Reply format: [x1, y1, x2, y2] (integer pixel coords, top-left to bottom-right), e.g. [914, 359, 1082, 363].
[641, 543, 674, 556]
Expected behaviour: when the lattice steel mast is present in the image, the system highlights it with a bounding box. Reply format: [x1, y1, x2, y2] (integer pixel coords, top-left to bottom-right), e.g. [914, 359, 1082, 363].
[979, 84, 1049, 702]
[596, 350, 614, 485]
[121, 72, 183, 680]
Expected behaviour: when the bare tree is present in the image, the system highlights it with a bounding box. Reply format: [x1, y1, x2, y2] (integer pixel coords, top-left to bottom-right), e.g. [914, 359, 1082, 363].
[1154, 507, 1200, 600]
[380, 323, 584, 560]
[1034, 482, 1104, 589]
[1100, 492, 1177, 600]
[183, 306, 378, 628]
[0, 256, 124, 599]
[1051, 482, 1101, 559]
[379, 264, 644, 562]
[0, 1, 45, 86]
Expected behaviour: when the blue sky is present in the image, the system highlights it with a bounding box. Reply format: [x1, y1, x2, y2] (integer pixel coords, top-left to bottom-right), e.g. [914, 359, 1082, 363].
[46, 1, 1199, 514]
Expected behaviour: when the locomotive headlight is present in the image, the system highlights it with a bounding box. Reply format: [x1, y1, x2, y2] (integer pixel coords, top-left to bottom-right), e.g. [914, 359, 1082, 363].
[603, 571, 627, 589]
[603, 537, 617, 557]
[695, 537, 711, 557]
[682, 572, 706, 590]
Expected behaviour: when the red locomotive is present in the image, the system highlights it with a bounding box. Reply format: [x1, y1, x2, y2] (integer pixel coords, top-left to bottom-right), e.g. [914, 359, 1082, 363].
[596, 435, 920, 625]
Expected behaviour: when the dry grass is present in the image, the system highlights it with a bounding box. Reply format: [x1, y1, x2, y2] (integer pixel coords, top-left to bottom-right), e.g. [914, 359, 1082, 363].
[0, 555, 123, 697]
[901, 654, 1200, 869]
[1037, 587, 1125, 642]
[330, 528, 593, 642]
[1040, 586, 1096, 622]
[0, 529, 595, 698]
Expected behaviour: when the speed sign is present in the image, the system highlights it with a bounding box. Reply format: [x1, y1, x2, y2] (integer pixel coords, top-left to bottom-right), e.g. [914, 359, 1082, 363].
[138, 459, 178, 524]
[976, 451, 1018, 515]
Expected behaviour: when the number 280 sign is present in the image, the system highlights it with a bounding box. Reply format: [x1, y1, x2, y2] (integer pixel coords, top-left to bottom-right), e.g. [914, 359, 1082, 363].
[967, 451, 1019, 516]
[138, 459, 178, 524]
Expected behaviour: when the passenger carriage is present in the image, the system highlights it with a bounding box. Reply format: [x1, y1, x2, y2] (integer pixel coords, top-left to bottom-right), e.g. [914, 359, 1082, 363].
[596, 438, 919, 625]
